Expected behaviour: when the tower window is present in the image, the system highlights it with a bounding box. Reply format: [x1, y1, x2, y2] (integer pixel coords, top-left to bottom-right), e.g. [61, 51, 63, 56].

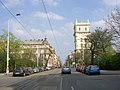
[81, 44, 83, 48]
[85, 27, 87, 31]
[84, 38, 87, 42]
[81, 38, 83, 42]
[79, 27, 81, 31]
[85, 44, 87, 48]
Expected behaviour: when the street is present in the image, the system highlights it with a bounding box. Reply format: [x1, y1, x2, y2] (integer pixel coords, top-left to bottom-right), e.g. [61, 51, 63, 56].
[0, 68, 120, 90]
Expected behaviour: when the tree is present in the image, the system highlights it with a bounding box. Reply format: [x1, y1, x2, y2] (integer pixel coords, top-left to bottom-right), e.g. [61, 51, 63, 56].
[0, 30, 23, 72]
[106, 7, 120, 51]
[75, 51, 82, 63]
[84, 49, 91, 65]
[87, 27, 113, 64]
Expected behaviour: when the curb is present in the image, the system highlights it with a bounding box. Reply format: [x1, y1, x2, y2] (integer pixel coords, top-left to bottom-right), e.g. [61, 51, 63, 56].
[0, 72, 13, 77]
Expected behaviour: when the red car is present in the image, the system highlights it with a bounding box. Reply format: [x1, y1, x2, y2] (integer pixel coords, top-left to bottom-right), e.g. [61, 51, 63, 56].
[76, 66, 81, 72]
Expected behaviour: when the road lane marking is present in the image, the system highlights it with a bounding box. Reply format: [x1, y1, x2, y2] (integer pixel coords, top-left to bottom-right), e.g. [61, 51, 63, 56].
[71, 86, 75, 90]
[60, 77, 62, 90]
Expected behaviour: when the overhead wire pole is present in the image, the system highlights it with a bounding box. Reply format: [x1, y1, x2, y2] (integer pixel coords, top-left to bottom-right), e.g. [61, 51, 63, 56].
[41, 0, 63, 61]
[6, 14, 21, 75]
[6, 18, 10, 75]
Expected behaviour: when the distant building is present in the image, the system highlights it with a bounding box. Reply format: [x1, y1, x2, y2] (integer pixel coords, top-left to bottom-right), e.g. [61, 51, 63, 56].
[22, 38, 60, 67]
[73, 19, 91, 64]
[74, 19, 91, 52]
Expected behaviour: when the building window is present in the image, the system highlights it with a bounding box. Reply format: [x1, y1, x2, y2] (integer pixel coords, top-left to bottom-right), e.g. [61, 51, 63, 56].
[85, 27, 87, 31]
[79, 27, 81, 31]
[81, 38, 83, 42]
[84, 38, 87, 42]
[85, 44, 87, 48]
[81, 44, 83, 48]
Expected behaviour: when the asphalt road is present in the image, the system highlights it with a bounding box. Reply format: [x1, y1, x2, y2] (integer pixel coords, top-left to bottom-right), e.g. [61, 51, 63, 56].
[0, 69, 120, 90]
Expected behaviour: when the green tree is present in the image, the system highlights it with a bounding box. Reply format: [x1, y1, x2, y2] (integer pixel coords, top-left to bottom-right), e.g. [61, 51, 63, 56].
[0, 30, 23, 72]
[87, 27, 114, 64]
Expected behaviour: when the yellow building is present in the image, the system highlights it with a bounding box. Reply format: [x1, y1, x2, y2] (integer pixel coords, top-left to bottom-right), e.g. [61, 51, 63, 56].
[22, 38, 60, 67]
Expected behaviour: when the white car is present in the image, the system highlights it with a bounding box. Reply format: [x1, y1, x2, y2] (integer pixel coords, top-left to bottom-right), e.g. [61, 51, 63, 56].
[61, 66, 71, 74]
[46, 66, 51, 70]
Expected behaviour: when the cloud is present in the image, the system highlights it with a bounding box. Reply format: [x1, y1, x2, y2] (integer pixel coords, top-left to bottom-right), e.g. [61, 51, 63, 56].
[92, 8, 105, 15]
[63, 22, 74, 30]
[33, 11, 64, 20]
[10, 18, 64, 39]
[4, 0, 24, 7]
[4, 0, 59, 7]
[61, 22, 74, 36]
[44, 0, 58, 6]
[91, 20, 106, 30]
[30, 0, 39, 5]
[9, 19, 31, 39]
[103, 0, 120, 6]
[30, 0, 58, 6]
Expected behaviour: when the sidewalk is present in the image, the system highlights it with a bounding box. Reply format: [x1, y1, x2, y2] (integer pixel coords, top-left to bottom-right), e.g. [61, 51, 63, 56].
[100, 70, 120, 75]
[0, 72, 13, 77]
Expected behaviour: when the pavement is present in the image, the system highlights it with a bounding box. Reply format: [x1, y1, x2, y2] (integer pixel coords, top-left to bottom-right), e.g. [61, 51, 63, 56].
[0, 69, 120, 90]
[0, 72, 13, 77]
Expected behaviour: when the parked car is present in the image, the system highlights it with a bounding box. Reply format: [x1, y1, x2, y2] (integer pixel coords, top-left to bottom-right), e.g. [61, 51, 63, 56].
[76, 65, 81, 72]
[85, 65, 100, 75]
[61, 66, 71, 74]
[81, 65, 87, 73]
[46, 66, 52, 70]
[40, 66, 46, 71]
[27, 67, 34, 74]
[32, 67, 39, 73]
[38, 67, 43, 72]
[13, 66, 29, 76]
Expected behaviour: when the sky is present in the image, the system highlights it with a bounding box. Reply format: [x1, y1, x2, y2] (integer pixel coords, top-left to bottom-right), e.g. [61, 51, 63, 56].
[0, 0, 120, 63]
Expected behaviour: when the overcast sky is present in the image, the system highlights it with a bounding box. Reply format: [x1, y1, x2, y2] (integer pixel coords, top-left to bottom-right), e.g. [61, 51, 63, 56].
[0, 0, 120, 63]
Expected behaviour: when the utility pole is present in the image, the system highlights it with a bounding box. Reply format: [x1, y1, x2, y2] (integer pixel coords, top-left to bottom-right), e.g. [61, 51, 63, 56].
[6, 13, 21, 75]
[6, 19, 10, 75]
[37, 45, 39, 67]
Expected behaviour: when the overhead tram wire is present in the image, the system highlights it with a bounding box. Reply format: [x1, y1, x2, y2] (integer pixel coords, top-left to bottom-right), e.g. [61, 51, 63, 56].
[0, 0, 35, 39]
[41, 0, 63, 60]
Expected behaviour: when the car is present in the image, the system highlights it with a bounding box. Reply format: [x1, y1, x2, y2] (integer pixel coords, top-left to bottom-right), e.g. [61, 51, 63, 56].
[40, 66, 46, 71]
[13, 66, 29, 77]
[85, 65, 100, 75]
[81, 65, 87, 73]
[27, 67, 34, 74]
[76, 65, 81, 72]
[32, 67, 40, 73]
[46, 66, 51, 70]
[61, 66, 71, 74]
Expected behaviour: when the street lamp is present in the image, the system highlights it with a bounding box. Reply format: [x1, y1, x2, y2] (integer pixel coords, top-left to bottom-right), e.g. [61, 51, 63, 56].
[6, 13, 21, 75]
[6, 18, 10, 75]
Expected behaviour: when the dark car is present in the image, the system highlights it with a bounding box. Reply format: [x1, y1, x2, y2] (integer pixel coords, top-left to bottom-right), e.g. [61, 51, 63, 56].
[85, 65, 100, 75]
[13, 66, 29, 76]
[61, 66, 71, 74]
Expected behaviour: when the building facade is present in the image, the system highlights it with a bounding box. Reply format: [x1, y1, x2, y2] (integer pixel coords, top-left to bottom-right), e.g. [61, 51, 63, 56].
[74, 19, 91, 52]
[73, 19, 91, 64]
[22, 38, 60, 67]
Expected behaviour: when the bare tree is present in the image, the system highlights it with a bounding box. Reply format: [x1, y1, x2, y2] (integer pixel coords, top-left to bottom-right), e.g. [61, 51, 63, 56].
[106, 7, 120, 51]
